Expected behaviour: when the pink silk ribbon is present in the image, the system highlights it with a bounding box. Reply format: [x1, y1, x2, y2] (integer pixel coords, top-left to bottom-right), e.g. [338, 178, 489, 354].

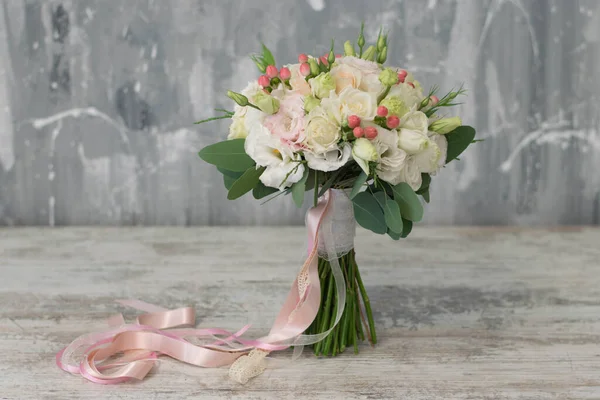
[56, 190, 335, 384]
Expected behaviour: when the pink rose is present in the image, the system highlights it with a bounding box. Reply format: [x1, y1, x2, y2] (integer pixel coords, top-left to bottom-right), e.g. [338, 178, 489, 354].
[263, 93, 306, 150]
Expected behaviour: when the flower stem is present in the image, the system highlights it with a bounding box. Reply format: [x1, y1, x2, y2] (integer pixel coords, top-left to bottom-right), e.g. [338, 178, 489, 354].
[353, 251, 377, 345]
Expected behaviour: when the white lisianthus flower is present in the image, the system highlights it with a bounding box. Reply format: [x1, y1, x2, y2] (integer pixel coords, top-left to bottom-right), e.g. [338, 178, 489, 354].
[369, 124, 408, 185]
[414, 133, 448, 174]
[397, 110, 429, 154]
[399, 156, 423, 191]
[338, 87, 377, 121]
[352, 138, 378, 174]
[387, 81, 425, 110]
[329, 63, 362, 93]
[241, 81, 263, 103]
[305, 143, 352, 172]
[303, 105, 342, 153]
[244, 125, 304, 190]
[227, 116, 248, 140]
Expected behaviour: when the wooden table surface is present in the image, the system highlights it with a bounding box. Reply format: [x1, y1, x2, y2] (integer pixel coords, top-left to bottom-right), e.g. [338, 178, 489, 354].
[1, 227, 599, 400]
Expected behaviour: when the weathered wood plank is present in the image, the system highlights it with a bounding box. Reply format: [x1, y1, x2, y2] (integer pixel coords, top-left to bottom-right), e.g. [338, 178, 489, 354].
[1, 227, 600, 399]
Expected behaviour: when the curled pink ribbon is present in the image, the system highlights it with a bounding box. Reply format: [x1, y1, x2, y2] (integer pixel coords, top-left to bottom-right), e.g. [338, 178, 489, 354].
[57, 190, 337, 384]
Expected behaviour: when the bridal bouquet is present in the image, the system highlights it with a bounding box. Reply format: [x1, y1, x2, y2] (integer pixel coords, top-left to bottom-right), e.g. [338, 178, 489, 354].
[198, 25, 476, 370]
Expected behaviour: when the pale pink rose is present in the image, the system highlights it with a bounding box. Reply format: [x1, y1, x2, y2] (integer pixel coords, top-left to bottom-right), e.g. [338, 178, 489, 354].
[263, 93, 306, 150]
[287, 64, 312, 96]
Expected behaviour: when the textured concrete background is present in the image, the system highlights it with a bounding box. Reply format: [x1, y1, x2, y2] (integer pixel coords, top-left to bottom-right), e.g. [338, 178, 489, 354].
[0, 0, 598, 226]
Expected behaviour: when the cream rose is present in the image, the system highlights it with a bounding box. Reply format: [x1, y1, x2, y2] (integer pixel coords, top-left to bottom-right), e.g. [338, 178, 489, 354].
[397, 110, 429, 154]
[329, 63, 362, 93]
[287, 64, 311, 96]
[352, 138, 378, 174]
[227, 116, 248, 140]
[303, 106, 342, 153]
[338, 87, 377, 121]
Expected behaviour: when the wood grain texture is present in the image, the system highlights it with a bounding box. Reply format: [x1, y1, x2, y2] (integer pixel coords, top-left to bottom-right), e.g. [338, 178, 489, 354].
[0, 0, 599, 226]
[1, 227, 600, 399]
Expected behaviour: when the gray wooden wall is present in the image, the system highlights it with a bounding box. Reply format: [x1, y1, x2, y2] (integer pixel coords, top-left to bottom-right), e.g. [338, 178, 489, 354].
[0, 0, 598, 226]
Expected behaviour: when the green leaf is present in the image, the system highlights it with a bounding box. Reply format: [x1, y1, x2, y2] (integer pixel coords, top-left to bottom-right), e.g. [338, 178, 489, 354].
[291, 168, 310, 208]
[445, 125, 476, 163]
[318, 169, 344, 197]
[350, 172, 368, 199]
[373, 192, 403, 234]
[199, 139, 255, 172]
[305, 169, 316, 191]
[227, 167, 265, 200]
[416, 173, 431, 194]
[387, 228, 401, 240]
[391, 183, 424, 222]
[252, 182, 278, 199]
[223, 174, 237, 190]
[217, 167, 244, 179]
[261, 43, 276, 66]
[421, 190, 430, 203]
[352, 192, 387, 235]
[400, 218, 413, 238]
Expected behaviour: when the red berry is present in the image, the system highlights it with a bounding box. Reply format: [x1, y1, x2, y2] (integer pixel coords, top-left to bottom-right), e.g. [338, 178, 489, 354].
[353, 127, 365, 138]
[319, 55, 329, 66]
[407, 82, 415, 89]
[298, 54, 309, 63]
[397, 69, 408, 84]
[279, 67, 291, 80]
[429, 95, 439, 106]
[387, 115, 400, 129]
[299, 63, 311, 76]
[365, 126, 378, 139]
[266, 65, 278, 79]
[377, 105, 389, 117]
[347, 115, 361, 129]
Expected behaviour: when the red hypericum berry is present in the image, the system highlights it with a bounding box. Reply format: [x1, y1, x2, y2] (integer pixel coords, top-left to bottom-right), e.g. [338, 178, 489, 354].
[429, 95, 439, 106]
[299, 63, 311, 76]
[335, 54, 342, 58]
[347, 115, 361, 129]
[353, 127, 365, 138]
[266, 65, 278, 79]
[258, 75, 270, 87]
[279, 67, 291, 80]
[365, 126, 378, 139]
[319, 55, 329, 66]
[298, 53, 309, 63]
[387, 115, 400, 129]
[397, 69, 408, 83]
[377, 105, 389, 117]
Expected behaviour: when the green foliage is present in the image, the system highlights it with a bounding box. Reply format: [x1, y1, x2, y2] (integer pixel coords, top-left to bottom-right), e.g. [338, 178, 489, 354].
[223, 174, 237, 190]
[261, 43, 276, 66]
[400, 218, 413, 238]
[445, 125, 476, 163]
[227, 167, 265, 200]
[352, 192, 386, 234]
[373, 192, 403, 234]
[252, 182, 278, 199]
[292, 168, 310, 208]
[350, 171, 368, 199]
[389, 182, 424, 222]
[198, 139, 255, 172]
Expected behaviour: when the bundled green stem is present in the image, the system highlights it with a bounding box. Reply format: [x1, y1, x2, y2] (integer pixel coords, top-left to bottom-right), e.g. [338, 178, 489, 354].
[305, 249, 377, 356]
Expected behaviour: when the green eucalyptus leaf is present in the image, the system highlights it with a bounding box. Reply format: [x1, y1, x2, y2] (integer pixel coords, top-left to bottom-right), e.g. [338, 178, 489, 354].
[422, 190, 430, 203]
[252, 182, 278, 199]
[223, 174, 237, 190]
[217, 167, 244, 179]
[350, 171, 368, 199]
[352, 192, 387, 234]
[227, 167, 265, 200]
[391, 183, 424, 222]
[199, 139, 255, 172]
[291, 168, 310, 208]
[445, 125, 476, 163]
[416, 173, 431, 194]
[387, 228, 401, 240]
[401, 218, 413, 238]
[373, 192, 403, 234]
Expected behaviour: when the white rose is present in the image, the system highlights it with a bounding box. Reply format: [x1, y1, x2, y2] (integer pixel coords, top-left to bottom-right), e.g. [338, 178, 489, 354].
[338, 87, 377, 121]
[352, 138, 378, 174]
[329, 64, 362, 93]
[227, 116, 248, 140]
[305, 143, 352, 172]
[336, 56, 381, 76]
[397, 110, 429, 154]
[399, 156, 422, 191]
[303, 106, 342, 153]
[244, 124, 304, 189]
